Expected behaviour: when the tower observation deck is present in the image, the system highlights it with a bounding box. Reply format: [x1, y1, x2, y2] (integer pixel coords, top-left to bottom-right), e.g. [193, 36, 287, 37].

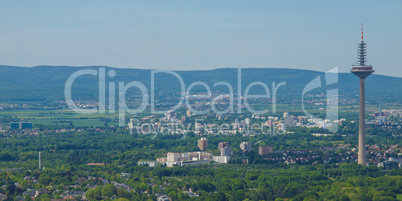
[351, 23, 374, 79]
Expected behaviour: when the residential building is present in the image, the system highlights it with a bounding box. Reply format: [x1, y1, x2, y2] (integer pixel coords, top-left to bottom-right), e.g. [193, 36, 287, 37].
[213, 156, 229, 164]
[240, 142, 252, 151]
[138, 161, 157, 167]
[283, 112, 295, 128]
[167, 153, 179, 162]
[218, 142, 229, 149]
[198, 138, 208, 150]
[221, 147, 232, 157]
[259, 146, 273, 156]
[157, 194, 172, 201]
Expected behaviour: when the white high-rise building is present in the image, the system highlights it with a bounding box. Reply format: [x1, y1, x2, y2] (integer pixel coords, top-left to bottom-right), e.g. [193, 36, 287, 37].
[240, 142, 252, 151]
[283, 112, 295, 128]
[167, 152, 179, 162]
[245, 118, 251, 125]
[221, 147, 232, 157]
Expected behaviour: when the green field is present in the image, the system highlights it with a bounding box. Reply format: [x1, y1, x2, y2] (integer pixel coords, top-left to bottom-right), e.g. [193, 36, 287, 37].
[0, 102, 399, 127]
[0, 109, 122, 127]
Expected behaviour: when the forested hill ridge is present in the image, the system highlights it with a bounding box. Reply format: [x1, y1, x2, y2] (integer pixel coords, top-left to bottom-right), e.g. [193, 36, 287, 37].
[0, 65, 401, 102]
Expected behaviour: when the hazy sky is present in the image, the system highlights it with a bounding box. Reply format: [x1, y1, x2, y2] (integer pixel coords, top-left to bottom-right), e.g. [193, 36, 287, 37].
[1, 1, 401, 77]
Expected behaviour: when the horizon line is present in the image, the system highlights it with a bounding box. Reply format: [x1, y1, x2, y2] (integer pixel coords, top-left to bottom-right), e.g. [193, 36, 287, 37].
[0, 64, 400, 78]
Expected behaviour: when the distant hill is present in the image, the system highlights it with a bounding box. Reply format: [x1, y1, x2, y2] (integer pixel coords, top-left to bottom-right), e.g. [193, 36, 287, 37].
[0, 65, 400, 102]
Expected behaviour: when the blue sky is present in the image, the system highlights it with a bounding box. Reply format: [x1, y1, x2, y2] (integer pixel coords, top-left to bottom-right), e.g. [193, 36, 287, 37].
[1, 1, 401, 77]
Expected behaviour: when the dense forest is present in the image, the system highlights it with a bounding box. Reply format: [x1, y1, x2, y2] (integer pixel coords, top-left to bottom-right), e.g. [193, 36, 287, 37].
[1, 128, 401, 201]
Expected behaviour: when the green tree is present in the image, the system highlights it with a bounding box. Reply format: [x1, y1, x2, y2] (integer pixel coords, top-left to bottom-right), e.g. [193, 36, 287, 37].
[24, 194, 32, 201]
[86, 188, 102, 200]
[339, 195, 351, 201]
[115, 198, 130, 201]
[102, 184, 117, 197]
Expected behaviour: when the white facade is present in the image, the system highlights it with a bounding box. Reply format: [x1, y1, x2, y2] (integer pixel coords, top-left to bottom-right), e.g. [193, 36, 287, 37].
[213, 156, 229, 164]
[284, 112, 295, 128]
[138, 161, 157, 167]
[156, 151, 213, 167]
[240, 142, 252, 151]
[221, 147, 232, 156]
[181, 152, 189, 161]
[166, 161, 181, 167]
[167, 152, 179, 162]
[245, 118, 251, 125]
[376, 116, 387, 125]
